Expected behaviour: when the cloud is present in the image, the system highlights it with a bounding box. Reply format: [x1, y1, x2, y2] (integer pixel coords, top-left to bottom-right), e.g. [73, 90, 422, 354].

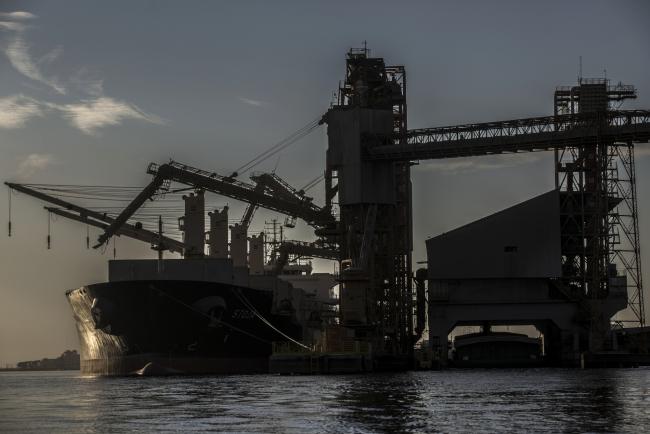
[0, 95, 163, 134]
[39, 45, 63, 65]
[4, 35, 66, 94]
[0, 10, 64, 93]
[0, 21, 25, 32]
[239, 97, 267, 107]
[0, 94, 43, 128]
[84, 79, 104, 96]
[416, 152, 544, 174]
[0, 11, 37, 20]
[0, 10, 162, 135]
[16, 153, 55, 178]
[54, 97, 163, 135]
[69, 68, 104, 96]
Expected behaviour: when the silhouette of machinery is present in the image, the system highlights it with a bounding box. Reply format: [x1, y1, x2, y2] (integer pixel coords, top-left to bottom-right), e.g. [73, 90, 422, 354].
[8, 48, 650, 367]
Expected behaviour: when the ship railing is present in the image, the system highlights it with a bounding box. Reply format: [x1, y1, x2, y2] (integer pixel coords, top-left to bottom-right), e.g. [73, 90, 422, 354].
[272, 340, 372, 355]
[272, 341, 314, 355]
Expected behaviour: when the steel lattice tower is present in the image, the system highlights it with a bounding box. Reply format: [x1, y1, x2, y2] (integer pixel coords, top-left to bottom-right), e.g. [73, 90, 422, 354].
[554, 79, 645, 328]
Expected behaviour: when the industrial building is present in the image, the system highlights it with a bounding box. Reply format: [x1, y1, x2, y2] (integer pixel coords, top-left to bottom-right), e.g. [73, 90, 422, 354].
[427, 190, 627, 366]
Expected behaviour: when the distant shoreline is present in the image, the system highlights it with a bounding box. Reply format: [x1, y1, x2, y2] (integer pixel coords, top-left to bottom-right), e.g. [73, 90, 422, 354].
[0, 368, 80, 372]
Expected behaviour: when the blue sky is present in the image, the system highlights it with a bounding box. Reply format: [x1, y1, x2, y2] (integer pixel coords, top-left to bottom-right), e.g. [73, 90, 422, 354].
[1, 0, 649, 364]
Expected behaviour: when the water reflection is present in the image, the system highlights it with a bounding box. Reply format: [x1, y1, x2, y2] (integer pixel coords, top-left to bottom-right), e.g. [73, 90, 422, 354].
[551, 371, 623, 432]
[1, 368, 649, 433]
[333, 374, 428, 433]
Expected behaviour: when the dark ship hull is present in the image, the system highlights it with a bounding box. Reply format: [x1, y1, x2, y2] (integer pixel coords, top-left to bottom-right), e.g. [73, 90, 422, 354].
[67, 280, 302, 375]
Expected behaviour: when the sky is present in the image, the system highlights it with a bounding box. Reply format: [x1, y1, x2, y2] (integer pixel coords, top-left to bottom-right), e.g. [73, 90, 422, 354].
[1, 0, 649, 365]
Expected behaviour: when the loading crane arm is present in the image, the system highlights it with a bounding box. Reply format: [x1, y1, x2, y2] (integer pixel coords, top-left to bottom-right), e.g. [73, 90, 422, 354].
[271, 240, 339, 275]
[45, 207, 185, 254]
[4, 182, 184, 254]
[238, 177, 267, 228]
[147, 160, 335, 228]
[250, 172, 309, 203]
[94, 166, 168, 247]
[240, 203, 258, 228]
[85, 160, 335, 253]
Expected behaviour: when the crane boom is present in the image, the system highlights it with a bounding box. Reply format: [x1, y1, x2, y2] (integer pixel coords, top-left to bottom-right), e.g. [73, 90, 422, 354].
[94, 173, 166, 247]
[239, 179, 266, 228]
[45, 207, 185, 254]
[367, 110, 650, 161]
[4, 182, 184, 254]
[250, 172, 308, 202]
[147, 161, 333, 226]
[6, 182, 113, 222]
[240, 203, 258, 228]
[271, 240, 339, 275]
[92, 160, 335, 249]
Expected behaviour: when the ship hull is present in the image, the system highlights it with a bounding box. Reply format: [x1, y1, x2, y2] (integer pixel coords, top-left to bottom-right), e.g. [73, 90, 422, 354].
[66, 280, 301, 375]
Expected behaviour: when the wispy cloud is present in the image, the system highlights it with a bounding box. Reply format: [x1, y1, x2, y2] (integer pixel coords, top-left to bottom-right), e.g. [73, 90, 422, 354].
[0, 94, 43, 128]
[84, 79, 104, 97]
[4, 35, 66, 94]
[0, 10, 64, 94]
[16, 153, 55, 178]
[0, 11, 37, 20]
[0, 10, 163, 135]
[0, 94, 162, 134]
[416, 153, 544, 174]
[239, 97, 267, 107]
[69, 68, 104, 96]
[0, 20, 25, 32]
[38, 45, 63, 65]
[54, 97, 163, 135]
[0, 11, 32, 32]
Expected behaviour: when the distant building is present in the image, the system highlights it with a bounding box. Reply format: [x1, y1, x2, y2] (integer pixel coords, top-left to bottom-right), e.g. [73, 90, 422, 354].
[16, 350, 80, 371]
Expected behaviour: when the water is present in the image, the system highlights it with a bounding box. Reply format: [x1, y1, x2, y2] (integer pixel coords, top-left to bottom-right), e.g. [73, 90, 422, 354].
[1, 369, 650, 433]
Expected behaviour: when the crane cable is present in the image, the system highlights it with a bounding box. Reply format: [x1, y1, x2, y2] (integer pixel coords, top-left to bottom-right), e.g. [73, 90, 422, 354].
[7, 187, 12, 237]
[151, 285, 271, 345]
[234, 117, 319, 174]
[232, 287, 312, 351]
[233, 116, 322, 176]
[10, 115, 324, 243]
[300, 174, 324, 192]
[46, 210, 51, 249]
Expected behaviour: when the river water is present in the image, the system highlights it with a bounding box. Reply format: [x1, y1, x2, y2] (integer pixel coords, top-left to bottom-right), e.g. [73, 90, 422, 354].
[1, 368, 649, 433]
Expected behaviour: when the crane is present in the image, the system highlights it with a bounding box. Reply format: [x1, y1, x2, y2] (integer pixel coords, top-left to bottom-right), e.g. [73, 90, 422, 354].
[94, 160, 335, 248]
[237, 170, 310, 229]
[270, 240, 339, 275]
[4, 182, 185, 254]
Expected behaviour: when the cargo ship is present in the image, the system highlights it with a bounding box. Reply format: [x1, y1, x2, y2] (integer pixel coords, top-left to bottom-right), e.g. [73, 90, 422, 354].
[67, 259, 332, 375]
[7, 180, 338, 376]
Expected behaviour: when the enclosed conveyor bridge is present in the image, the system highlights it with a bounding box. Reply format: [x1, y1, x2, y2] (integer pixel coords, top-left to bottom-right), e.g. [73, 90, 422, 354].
[368, 110, 650, 161]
